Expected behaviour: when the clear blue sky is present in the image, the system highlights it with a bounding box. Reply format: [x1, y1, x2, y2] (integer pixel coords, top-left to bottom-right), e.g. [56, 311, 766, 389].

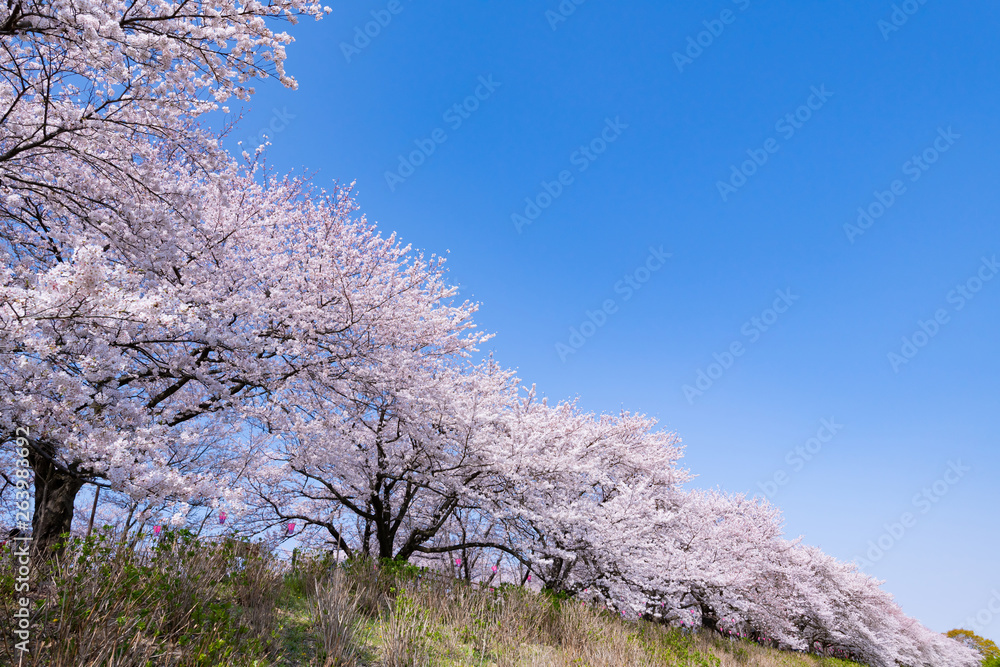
[226, 0, 1000, 642]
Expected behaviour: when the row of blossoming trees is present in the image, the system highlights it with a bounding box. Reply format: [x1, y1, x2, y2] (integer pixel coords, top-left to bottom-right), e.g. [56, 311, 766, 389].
[0, 3, 979, 666]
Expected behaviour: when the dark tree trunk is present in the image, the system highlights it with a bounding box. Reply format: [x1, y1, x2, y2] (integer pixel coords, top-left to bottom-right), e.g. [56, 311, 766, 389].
[29, 447, 84, 557]
[542, 556, 566, 591]
[372, 504, 394, 560]
[698, 600, 719, 634]
[378, 536, 393, 560]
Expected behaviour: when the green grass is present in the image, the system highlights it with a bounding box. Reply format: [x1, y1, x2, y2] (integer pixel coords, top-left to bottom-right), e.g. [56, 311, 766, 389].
[0, 532, 867, 667]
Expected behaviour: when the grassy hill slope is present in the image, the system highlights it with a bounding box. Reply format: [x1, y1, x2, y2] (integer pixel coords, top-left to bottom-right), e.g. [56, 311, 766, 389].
[0, 531, 864, 667]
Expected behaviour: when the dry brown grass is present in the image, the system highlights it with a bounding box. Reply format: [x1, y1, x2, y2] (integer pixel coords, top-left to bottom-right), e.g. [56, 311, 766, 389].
[0, 529, 284, 666]
[311, 570, 365, 666]
[0, 537, 865, 667]
[693, 633, 861, 667]
[365, 569, 719, 667]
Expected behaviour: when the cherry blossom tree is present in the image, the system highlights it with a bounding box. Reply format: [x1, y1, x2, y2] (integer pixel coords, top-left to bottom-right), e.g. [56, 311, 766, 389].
[2, 0, 328, 550]
[1, 163, 487, 551]
[480, 394, 688, 595]
[539, 483, 978, 667]
[2, 0, 330, 277]
[238, 359, 511, 560]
